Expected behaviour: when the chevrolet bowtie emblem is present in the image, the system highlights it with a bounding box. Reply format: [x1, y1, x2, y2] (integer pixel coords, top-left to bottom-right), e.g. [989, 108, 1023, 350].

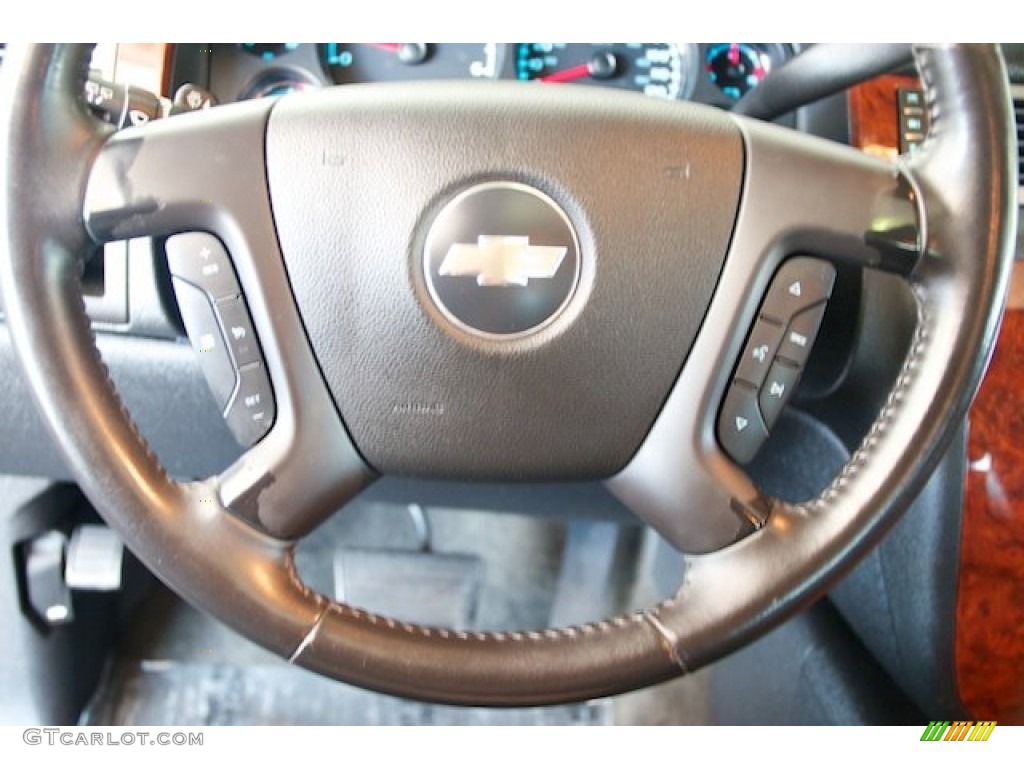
[423, 182, 580, 337]
[439, 236, 568, 287]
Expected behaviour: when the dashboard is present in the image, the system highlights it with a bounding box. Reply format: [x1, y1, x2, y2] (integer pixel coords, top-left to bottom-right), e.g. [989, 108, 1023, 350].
[197, 43, 794, 109]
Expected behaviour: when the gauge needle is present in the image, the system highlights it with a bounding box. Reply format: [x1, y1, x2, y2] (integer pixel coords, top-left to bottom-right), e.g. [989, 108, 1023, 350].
[367, 42, 429, 65]
[539, 63, 592, 83]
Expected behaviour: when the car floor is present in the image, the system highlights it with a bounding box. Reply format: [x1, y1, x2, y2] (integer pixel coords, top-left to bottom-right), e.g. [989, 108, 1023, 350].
[81, 501, 712, 725]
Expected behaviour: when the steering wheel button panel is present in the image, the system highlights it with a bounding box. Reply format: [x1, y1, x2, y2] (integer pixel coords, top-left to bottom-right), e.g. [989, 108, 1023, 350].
[167, 231, 276, 447]
[166, 232, 241, 300]
[224, 364, 275, 447]
[777, 303, 828, 367]
[759, 256, 836, 323]
[734, 317, 786, 388]
[718, 256, 835, 463]
[170, 276, 238, 410]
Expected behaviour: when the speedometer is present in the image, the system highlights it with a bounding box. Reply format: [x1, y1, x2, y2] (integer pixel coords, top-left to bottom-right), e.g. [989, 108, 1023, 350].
[515, 44, 699, 100]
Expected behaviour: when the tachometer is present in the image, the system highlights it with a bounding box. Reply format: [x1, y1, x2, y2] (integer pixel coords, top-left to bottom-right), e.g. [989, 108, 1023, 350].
[705, 43, 772, 100]
[515, 44, 698, 100]
[319, 44, 504, 84]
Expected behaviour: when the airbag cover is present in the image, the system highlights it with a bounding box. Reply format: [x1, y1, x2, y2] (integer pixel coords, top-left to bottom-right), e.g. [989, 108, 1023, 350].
[265, 83, 743, 480]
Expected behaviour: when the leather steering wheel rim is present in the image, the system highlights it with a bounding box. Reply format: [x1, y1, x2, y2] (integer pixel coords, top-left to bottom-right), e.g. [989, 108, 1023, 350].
[0, 44, 1017, 705]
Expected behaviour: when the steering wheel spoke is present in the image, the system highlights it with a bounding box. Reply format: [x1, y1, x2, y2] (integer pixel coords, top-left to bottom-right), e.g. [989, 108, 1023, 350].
[735, 117, 922, 276]
[82, 97, 374, 539]
[609, 111, 921, 554]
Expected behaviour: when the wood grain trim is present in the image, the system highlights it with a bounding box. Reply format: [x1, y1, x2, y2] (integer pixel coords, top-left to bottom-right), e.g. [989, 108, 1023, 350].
[110, 43, 172, 96]
[1009, 262, 1024, 311]
[848, 73, 920, 159]
[958, 304, 1024, 724]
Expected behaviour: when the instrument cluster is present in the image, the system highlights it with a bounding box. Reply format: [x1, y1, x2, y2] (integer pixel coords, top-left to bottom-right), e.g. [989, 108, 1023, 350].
[205, 43, 792, 108]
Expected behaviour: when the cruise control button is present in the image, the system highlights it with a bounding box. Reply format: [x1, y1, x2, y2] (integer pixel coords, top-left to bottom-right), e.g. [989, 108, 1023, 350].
[224, 363, 275, 447]
[166, 232, 240, 300]
[718, 382, 769, 464]
[777, 303, 827, 367]
[216, 296, 260, 368]
[735, 317, 785, 388]
[759, 360, 801, 429]
[761, 257, 835, 323]
[171, 277, 237, 409]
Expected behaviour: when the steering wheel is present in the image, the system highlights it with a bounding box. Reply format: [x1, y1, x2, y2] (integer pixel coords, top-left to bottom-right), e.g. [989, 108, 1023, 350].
[0, 45, 1016, 706]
